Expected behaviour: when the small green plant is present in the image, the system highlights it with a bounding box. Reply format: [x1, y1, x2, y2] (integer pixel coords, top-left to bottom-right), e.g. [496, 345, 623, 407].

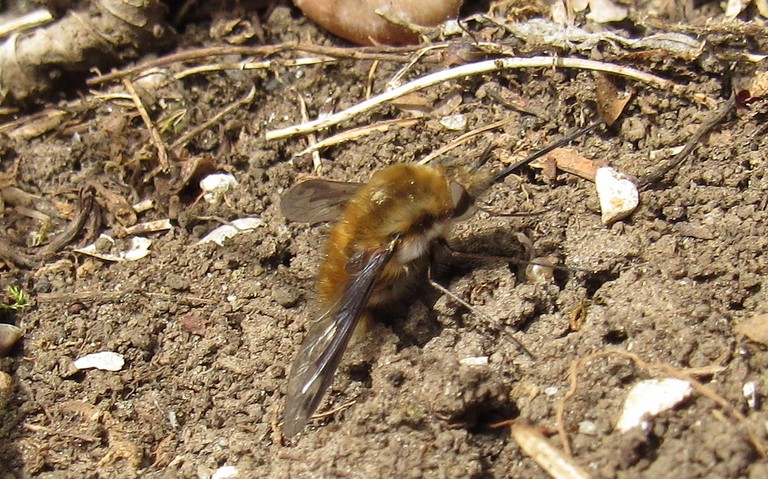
[0, 286, 29, 311]
[31, 218, 51, 247]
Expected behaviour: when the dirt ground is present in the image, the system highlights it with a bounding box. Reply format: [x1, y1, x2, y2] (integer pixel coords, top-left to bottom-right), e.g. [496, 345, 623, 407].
[1, 1, 768, 478]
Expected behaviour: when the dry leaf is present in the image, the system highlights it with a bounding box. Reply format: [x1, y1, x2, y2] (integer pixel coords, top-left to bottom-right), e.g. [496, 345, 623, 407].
[390, 92, 433, 116]
[595, 73, 633, 126]
[734, 313, 768, 346]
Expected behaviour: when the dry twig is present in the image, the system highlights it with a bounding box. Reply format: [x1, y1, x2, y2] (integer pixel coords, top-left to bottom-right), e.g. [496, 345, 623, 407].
[265, 56, 689, 141]
[170, 85, 256, 152]
[123, 78, 169, 172]
[511, 422, 592, 479]
[640, 93, 736, 187]
[88, 43, 432, 86]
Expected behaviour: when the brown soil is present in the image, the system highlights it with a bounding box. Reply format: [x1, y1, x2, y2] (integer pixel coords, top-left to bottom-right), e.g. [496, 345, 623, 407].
[1, 1, 768, 478]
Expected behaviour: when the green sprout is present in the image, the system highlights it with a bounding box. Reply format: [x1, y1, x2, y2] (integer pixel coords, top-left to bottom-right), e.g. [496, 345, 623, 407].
[0, 286, 29, 311]
[31, 218, 51, 247]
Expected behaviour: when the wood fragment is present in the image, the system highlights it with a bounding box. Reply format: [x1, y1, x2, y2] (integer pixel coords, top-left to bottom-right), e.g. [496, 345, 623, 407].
[266, 56, 686, 141]
[296, 117, 420, 157]
[511, 423, 592, 479]
[0, 0, 173, 105]
[170, 85, 256, 152]
[36, 186, 98, 259]
[123, 77, 169, 172]
[0, 9, 53, 39]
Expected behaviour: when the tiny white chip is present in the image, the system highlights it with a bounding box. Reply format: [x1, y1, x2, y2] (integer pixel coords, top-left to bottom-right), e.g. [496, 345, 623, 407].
[459, 356, 489, 366]
[73, 351, 125, 372]
[616, 378, 692, 432]
[211, 465, 239, 479]
[195, 217, 264, 246]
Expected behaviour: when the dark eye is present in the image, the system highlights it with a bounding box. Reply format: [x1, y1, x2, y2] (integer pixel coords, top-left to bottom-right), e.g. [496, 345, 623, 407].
[450, 182, 474, 220]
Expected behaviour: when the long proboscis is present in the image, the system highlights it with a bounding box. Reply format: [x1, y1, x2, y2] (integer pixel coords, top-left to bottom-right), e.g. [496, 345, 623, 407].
[492, 120, 603, 184]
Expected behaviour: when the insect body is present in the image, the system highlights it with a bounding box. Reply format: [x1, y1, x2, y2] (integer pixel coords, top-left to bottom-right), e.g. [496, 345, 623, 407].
[281, 164, 474, 437]
[280, 124, 597, 437]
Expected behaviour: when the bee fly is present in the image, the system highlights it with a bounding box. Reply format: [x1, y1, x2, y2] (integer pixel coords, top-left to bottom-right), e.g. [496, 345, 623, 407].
[280, 122, 600, 438]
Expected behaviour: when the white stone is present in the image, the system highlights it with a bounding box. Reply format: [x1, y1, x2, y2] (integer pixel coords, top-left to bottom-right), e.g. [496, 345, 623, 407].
[459, 356, 489, 366]
[616, 378, 692, 432]
[595, 166, 639, 225]
[196, 217, 264, 246]
[73, 351, 125, 372]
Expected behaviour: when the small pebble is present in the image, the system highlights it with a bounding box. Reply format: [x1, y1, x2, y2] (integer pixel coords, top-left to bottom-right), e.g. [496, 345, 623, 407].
[73, 351, 125, 372]
[459, 356, 489, 366]
[595, 166, 639, 225]
[616, 378, 692, 432]
[439, 114, 467, 131]
[0, 324, 23, 357]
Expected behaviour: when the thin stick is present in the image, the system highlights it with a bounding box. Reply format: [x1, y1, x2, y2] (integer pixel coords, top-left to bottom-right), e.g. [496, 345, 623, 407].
[428, 275, 533, 358]
[511, 422, 592, 479]
[297, 94, 321, 171]
[417, 116, 517, 165]
[265, 57, 687, 141]
[123, 78, 169, 171]
[365, 60, 379, 99]
[88, 43, 432, 86]
[310, 399, 357, 421]
[23, 423, 100, 443]
[170, 85, 256, 151]
[173, 57, 337, 80]
[295, 117, 420, 157]
[639, 93, 736, 187]
[0, 9, 53, 38]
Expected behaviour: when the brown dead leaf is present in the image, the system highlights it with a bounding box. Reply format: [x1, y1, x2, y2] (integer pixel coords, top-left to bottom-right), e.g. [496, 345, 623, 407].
[734, 313, 768, 346]
[174, 155, 216, 195]
[179, 314, 210, 336]
[90, 183, 136, 227]
[390, 92, 433, 116]
[540, 148, 601, 181]
[594, 72, 633, 126]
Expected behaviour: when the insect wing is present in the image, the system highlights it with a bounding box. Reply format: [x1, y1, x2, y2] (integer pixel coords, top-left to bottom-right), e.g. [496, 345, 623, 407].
[280, 179, 362, 223]
[283, 241, 397, 437]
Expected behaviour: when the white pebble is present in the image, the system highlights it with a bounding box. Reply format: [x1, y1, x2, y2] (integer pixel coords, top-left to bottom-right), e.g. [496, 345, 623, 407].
[211, 465, 239, 479]
[743, 381, 759, 409]
[200, 173, 238, 203]
[459, 356, 489, 366]
[616, 378, 692, 432]
[595, 166, 639, 225]
[578, 420, 597, 435]
[73, 351, 125, 372]
[439, 114, 467, 131]
[195, 217, 264, 246]
[200, 173, 238, 193]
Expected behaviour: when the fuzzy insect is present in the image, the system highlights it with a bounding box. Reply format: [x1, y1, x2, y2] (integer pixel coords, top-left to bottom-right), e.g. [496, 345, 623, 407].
[280, 123, 599, 438]
[281, 163, 477, 438]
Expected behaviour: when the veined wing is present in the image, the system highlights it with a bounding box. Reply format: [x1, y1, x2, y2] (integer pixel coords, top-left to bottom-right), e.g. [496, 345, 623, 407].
[282, 239, 398, 437]
[280, 179, 362, 223]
